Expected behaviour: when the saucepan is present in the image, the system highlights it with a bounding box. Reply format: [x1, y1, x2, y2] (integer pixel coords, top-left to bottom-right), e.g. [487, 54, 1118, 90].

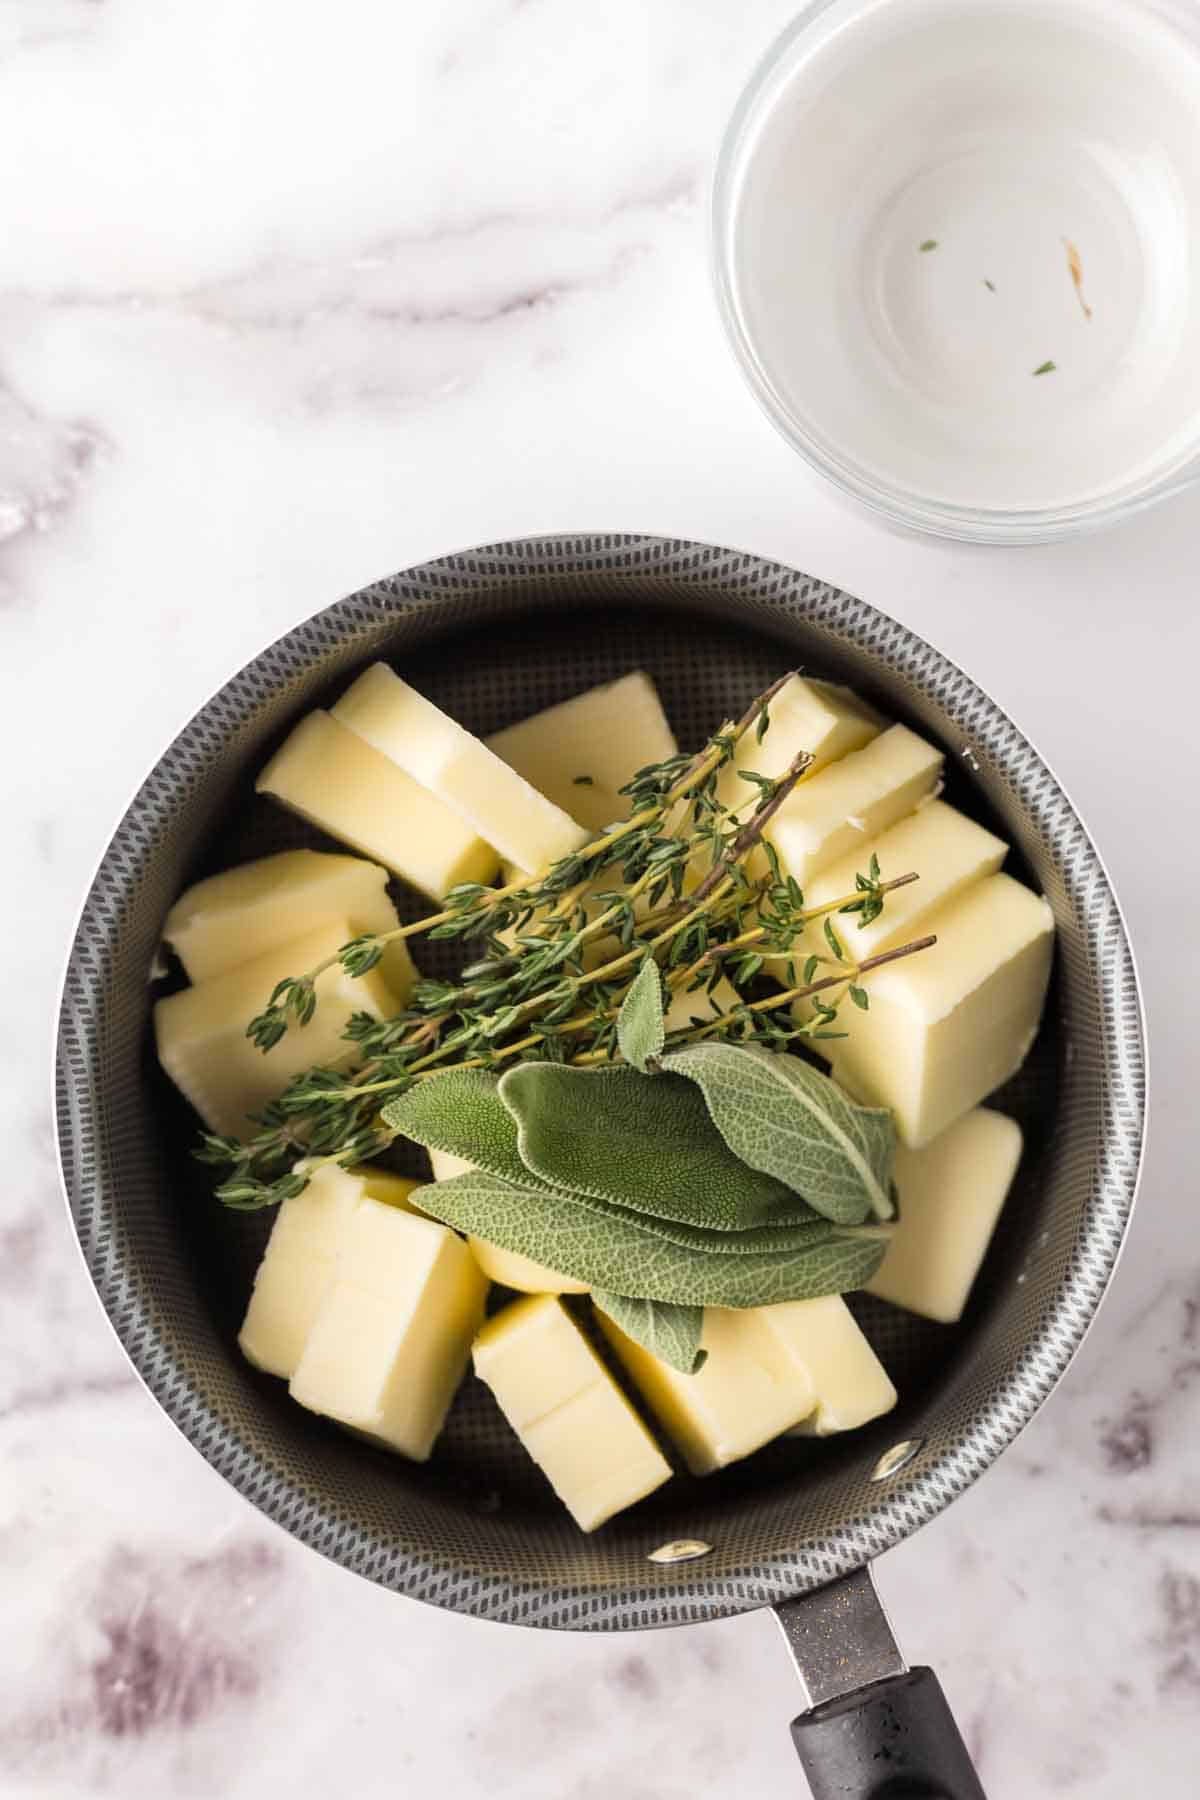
[55, 535, 1145, 1799]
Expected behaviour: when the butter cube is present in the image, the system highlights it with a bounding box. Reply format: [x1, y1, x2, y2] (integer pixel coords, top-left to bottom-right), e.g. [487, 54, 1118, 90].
[155, 917, 411, 1141]
[495, 663, 680, 946]
[798, 800, 1007, 963]
[467, 1238, 586, 1296]
[487, 672, 678, 836]
[290, 1201, 488, 1460]
[821, 873, 1054, 1148]
[256, 709, 499, 901]
[521, 1384, 670, 1531]
[163, 849, 406, 985]
[777, 1297, 898, 1436]
[866, 1108, 1022, 1323]
[333, 664, 590, 877]
[238, 1164, 422, 1378]
[469, 1239, 590, 1296]
[473, 1296, 670, 1529]
[600, 1297, 896, 1468]
[765, 724, 944, 889]
[475, 1297, 605, 1429]
[427, 1150, 588, 1294]
[597, 1305, 819, 1474]
[428, 1149, 475, 1183]
[715, 675, 882, 817]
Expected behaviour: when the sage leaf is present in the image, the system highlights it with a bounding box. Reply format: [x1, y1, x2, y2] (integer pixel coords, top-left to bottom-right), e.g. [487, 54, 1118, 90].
[382, 1068, 552, 1190]
[384, 1068, 831, 1257]
[553, 1191, 833, 1258]
[631, 1210, 832, 1258]
[592, 1292, 706, 1375]
[616, 956, 666, 1072]
[412, 1168, 889, 1307]
[499, 1063, 817, 1231]
[665, 1041, 896, 1224]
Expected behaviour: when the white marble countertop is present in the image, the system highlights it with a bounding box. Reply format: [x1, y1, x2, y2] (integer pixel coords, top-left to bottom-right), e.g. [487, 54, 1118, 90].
[2, 3, 1198, 1795]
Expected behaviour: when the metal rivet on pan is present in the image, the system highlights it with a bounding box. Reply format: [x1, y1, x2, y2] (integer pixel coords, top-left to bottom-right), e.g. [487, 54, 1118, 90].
[647, 1539, 714, 1563]
[870, 1438, 925, 1482]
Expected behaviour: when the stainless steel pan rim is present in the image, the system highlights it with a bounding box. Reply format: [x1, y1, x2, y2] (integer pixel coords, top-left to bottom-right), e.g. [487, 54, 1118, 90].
[54, 532, 1146, 1632]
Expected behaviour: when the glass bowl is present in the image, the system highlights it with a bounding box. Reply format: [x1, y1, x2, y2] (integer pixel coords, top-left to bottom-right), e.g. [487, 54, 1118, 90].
[712, 0, 1200, 542]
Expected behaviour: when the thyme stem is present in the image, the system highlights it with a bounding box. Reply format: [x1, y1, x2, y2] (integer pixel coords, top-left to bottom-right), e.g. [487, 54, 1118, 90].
[209, 678, 930, 1209]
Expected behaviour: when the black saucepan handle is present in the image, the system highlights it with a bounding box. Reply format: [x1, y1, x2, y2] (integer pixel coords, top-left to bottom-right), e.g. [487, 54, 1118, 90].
[773, 1570, 986, 1800]
[791, 1667, 986, 1800]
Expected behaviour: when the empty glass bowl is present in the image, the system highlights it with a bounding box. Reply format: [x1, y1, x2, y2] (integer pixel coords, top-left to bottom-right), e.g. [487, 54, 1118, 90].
[712, 0, 1200, 541]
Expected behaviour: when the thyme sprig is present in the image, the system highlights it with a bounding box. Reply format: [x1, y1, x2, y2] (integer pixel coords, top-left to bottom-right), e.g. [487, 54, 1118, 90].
[201, 680, 933, 1208]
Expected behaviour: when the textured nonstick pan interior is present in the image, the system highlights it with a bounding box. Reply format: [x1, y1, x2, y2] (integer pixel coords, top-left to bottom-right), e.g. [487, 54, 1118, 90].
[56, 537, 1144, 1629]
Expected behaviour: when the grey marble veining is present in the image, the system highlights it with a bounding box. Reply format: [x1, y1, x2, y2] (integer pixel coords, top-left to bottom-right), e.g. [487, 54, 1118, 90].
[1, 2, 1198, 1795]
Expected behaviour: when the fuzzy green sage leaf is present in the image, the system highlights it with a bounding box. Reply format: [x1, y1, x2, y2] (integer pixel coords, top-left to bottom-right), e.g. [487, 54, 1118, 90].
[664, 1041, 896, 1224]
[499, 1063, 817, 1232]
[381, 1067, 551, 1189]
[411, 1168, 888, 1308]
[384, 1068, 833, 1257]
[592, 1292, 706, 1375]
[616, 955, 666, 1072]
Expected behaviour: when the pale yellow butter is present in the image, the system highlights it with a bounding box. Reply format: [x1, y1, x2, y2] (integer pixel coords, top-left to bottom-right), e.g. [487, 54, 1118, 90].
[238, 1164, 422, 1378]
[600, 1296, 896, 1467]
[154, 917, 412, 1141]
[333, 664, 590, 876]
[162, 848, 415, 992]
[472, 1296, 671, 1530]
[715, 675, 882, 818]
[491, 672, 679, 948]
[796, 799, 1006, 964]
[773, 1297, 898, 1435]
[821, 873, 1055, 1148]
[256, 709, 499, 901]
[487, 672, 677, 836]
[766, 724, 944, 889]
[426, 1149, 588, 1294]
[468, 1239, 589, 1295]
[597, 1305, 819, 1474]
[290, 1200, 488, 1461]
[866, 1108, 1023, 1323]
[428, 1149, 475, 1183]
